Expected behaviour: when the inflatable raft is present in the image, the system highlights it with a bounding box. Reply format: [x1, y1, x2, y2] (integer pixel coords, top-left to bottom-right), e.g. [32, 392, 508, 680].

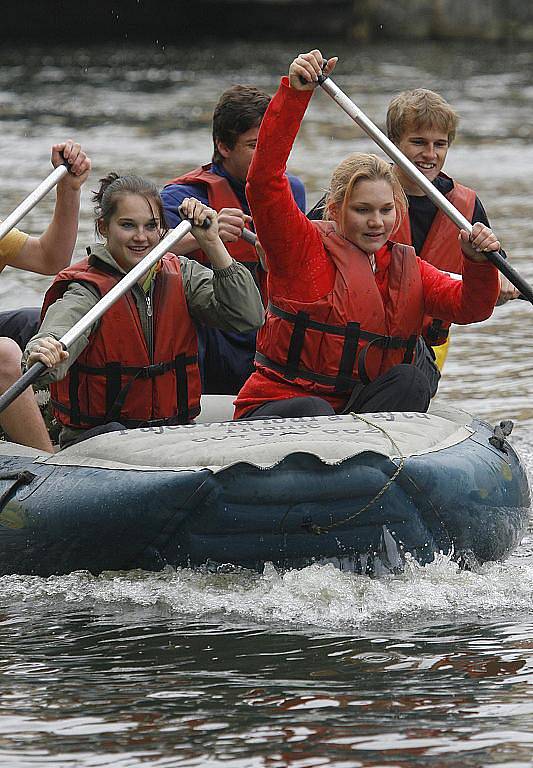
[0, 400, 530, 577]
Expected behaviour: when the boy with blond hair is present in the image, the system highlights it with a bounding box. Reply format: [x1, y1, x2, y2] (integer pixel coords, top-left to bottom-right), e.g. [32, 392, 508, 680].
[387, 88, 517, 373]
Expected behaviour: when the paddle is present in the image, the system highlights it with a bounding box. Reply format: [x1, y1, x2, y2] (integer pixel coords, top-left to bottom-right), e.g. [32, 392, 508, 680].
[315, 72, 533, 305]
[0, 218, 200, 415]
[241, 228, 257, 245]
[0, 164, 69, 242]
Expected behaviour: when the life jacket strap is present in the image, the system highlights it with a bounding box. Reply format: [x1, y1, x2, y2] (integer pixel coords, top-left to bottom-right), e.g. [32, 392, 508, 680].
[425, 318, 449, 346]
[50, 401, 200, 430]
[57, 355, 198, 428]
[255, 351, 360, 388]
[336, 321, 361, 392]
[263, 301, 418, 391]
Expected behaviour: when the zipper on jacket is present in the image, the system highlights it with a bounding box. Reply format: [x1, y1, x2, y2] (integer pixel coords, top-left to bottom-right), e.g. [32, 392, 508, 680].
[146, 289, 154, 363]
[145, 285, 155, 419]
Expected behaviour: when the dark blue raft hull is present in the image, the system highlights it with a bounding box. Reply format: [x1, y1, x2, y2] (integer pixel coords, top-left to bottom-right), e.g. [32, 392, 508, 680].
[0, 410, 530, 577]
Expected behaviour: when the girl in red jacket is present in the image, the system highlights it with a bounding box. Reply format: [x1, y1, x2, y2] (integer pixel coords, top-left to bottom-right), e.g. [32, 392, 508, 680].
[234, 49, 500, 420]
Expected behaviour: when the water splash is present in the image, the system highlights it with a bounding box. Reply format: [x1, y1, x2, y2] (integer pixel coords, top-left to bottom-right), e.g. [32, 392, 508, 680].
[2, 548, 532, 631]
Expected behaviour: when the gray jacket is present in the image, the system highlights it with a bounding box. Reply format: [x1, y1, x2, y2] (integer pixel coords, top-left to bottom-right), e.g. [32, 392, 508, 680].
[24, 243, 264, 384]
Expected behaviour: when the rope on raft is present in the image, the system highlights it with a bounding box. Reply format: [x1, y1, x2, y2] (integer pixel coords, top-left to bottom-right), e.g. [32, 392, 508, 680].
[302, 412, 405, 535]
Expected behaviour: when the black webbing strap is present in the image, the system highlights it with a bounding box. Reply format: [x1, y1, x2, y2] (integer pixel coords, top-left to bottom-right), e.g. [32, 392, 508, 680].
[175, 353, 190, 422]
[335, 321, 360, 393]
[105, 362, 122, 418]
[263, 301, 418, 389]
[105, 369, 143, 422]
[255, 352, 358, 388]
[68, 365, 81, 426]
[51, 399, 108, 426]
[0, 470, 36, 510]
[268, 302, 350, 337]
[54, 356, 197, 427]
[268, 301, 410, 343]
[103, 358, 197, 422]
[425, 319, 448, 346]
[358, 334, 419, 385]
[285, 310, 310, 379]
[357, 341, 375, 386]
[403, 335, 418, 364]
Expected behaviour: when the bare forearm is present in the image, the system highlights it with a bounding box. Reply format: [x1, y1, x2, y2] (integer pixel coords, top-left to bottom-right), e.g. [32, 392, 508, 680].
[201, 238, 233, 269]
[168, 231, 201, 256]
[38, 185, 81, 273]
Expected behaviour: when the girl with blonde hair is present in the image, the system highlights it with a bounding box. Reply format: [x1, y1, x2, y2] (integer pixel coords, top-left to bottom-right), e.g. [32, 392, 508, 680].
[234, 50, 500, 420]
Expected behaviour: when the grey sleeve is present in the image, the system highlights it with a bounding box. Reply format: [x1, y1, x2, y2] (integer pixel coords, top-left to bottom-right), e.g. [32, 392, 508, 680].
[22, 282, 100, 384]
[180, 257, 264, 332]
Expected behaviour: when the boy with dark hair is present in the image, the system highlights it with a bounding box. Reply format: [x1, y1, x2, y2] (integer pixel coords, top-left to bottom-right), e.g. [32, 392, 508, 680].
[161, 84, 306, 394]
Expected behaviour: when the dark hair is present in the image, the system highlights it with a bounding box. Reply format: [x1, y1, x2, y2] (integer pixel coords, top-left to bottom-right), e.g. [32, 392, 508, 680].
[212, 85, 270, 164]
[92, 173, 168, 238]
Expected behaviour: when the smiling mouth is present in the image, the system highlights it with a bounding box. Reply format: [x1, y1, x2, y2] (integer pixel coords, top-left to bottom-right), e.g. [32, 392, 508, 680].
[128, 245, 149, 253]
[416, 162, 437, 170]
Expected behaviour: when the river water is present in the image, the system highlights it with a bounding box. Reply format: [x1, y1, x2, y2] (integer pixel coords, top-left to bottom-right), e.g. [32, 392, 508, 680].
[0, 40, 532, 767]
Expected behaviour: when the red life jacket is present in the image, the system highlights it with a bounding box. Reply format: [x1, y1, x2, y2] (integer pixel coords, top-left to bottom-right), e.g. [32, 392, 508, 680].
[254, 221, 423, 396]
[394, 177, 476, 345]
[166, 165, 258, 267]
[42, 253, 201, 430]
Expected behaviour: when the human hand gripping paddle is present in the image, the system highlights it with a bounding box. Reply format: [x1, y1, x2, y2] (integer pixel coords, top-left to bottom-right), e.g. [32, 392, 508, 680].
[0, 141, 89, 241]
[293, 50, 533, 305]
[0, 166, 67, 241]
[0, 213, 210, 416]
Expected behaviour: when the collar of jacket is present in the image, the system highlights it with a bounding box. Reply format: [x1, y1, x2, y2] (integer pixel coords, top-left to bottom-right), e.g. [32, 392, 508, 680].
[86, 243, 161, 293]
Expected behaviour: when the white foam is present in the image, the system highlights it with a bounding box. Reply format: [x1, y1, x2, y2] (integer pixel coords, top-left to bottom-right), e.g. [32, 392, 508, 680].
[2, 545, 532, 630]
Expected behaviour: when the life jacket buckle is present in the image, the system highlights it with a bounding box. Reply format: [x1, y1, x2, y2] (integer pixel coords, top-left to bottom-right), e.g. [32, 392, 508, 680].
[142, 362, 168, 379]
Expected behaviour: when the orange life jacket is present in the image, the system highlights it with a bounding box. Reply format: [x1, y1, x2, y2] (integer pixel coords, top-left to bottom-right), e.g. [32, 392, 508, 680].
[166, 165, 258, 267]
[42, 254, 201, 430]
[394, 177, 476, 345]
[255, 221, 424, 395]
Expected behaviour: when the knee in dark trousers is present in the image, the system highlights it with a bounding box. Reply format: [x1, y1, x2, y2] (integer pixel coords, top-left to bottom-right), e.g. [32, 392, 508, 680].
[414, 337, 440, 398]
[349, 364, 432, 414]
[0, 308, 40, 350]
[284, 396, 336, 417]
[242, 396, 335, 420]
[370, 364, 431, 413]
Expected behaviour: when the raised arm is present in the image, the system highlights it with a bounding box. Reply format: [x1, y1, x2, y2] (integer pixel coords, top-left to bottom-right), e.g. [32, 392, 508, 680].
[178, 198, 264, 332]
[8, 141, 91, 275]
[246, 50, 337, 299]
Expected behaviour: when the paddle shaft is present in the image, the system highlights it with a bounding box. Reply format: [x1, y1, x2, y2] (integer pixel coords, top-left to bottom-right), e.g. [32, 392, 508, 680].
[318, 75, 533, 305]
[0, 219, 194, 415]
[241, 228, 257, 245]
[0, 165, 69, 241]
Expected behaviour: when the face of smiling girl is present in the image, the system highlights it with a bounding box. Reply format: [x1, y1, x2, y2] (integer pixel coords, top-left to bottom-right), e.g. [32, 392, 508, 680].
[337, 179, 397, 253]
[98, 194, 162, 272]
